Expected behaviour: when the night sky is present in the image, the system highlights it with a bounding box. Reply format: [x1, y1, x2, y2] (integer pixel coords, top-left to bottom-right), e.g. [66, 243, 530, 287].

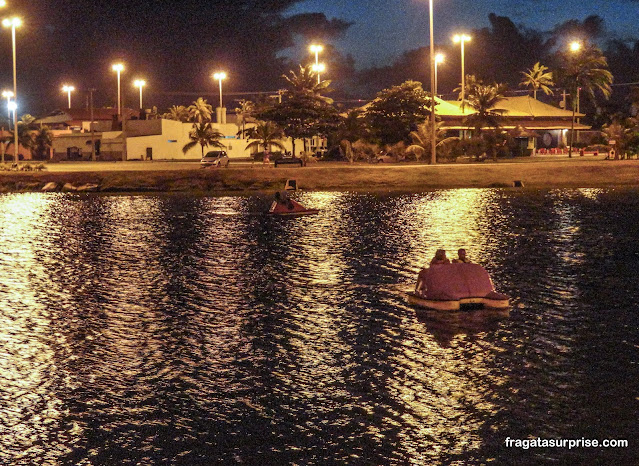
[0, 0, 635, 115]
[288, 0, 639, 67]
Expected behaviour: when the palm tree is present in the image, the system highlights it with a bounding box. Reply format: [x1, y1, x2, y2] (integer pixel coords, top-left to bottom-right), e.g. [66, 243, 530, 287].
[406, 118, 459, 161]
[465, 83, 508, 134]
[182, 122, 225, 157]
[556, 45, 613, 157]
[163, 105, 189, 122]
[187, 97, 213, 123]
[520, 62, 555, 99]
[244, 121, 286, 154]
[282, 65, 333, 104]
[454, 74, 481, 110]
[235, 99, 255, 138]
[32, 126, 53, 160]
[602, 118, 639, 158]
[7, 114, 38, 160]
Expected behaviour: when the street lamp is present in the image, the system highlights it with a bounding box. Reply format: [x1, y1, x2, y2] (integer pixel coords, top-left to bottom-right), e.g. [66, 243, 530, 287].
[568, 41, 582, 158]
[62, 84, 75, 108]
[2, 90, 13, 126]
[453, 33, 471, 107]
[310, 44, 323, 84]
[112, 63, 124, 115]
[434, 53, 444, 97]
[3, 16, 21, 163]
[311, 62, 326, 81]
[134, 79, 146, 109]
[428, 0, 436, 164]
[213, 72, 227, 109]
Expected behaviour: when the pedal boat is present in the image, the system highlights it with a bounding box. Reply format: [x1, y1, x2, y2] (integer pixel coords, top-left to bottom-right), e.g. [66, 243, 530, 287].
[268, 199, 319, 217]
[407, 263, 510, 311]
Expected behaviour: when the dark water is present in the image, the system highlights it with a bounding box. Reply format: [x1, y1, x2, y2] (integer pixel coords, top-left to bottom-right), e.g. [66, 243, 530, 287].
[0, 189, 637, 465]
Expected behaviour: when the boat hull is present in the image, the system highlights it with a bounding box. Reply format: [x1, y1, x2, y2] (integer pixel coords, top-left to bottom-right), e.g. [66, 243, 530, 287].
[268, 209, 319, 217]
[406, 292, 510, 312]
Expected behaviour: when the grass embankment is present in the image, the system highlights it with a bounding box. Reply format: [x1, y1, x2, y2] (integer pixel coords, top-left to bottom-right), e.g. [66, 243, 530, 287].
[1, 159, 638, 193]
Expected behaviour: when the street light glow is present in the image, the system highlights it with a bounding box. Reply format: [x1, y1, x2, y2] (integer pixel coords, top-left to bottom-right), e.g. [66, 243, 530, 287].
[112, 63, 124, 115]
[312, 63, 326, 73]
[3, 15, 21, 163]
[453, 34, 471, 108]
[62, 84, 75, 108]
[0, 1, 7, 8]
[7, 101, 16, 111]
[213, 72, 227, 109]
[453, 34, 471, 43]
[434, 53, 444, 97]
[310, 44, 324, 84]
[134, 79, 146, 109]
[570, 41, 582, 52]
[2, 17, 21, 28]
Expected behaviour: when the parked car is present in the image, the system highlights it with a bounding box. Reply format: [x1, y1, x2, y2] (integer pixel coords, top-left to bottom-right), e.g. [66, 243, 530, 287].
[376, 154, 395, 163]
[274, 156, 304, 167]
[374, 151, 406, 163]
[201, 150, 229, 168]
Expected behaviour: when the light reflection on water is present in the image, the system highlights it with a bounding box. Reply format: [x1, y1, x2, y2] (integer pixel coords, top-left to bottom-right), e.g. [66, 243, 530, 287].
[0, 190, 638, 464]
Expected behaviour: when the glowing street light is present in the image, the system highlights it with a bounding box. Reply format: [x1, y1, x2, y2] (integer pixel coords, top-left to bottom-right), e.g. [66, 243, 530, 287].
[434, 53, 444, 97]
[213, 71, 227, 109]
[568, 41, 583, 158]
[0, 1, 6, 7]
[134, 79, 146, 109]
[453, 33, 471, 106]
[310, 44, 323, 84]
[428, 0, 436, 164]
[62, 84, 75, 108]
[311, 62, 326, 79]
[112, 63, 124, 115]
[2, 90, 13, 125]
[3, 16, 22, 163]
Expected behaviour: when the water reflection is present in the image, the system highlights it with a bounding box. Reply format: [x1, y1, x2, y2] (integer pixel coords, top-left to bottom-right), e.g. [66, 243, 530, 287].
[0, 190, 637, 464]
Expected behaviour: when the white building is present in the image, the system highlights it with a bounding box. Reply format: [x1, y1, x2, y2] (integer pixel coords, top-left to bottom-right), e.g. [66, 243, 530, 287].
[40, 108, 306, 161]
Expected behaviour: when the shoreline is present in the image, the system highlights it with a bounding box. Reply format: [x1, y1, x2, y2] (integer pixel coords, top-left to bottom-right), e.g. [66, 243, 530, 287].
[1, 159, 638, 193]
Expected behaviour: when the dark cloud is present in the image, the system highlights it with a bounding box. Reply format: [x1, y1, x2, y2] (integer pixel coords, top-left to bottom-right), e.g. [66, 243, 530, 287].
[0, 1, 352, 114]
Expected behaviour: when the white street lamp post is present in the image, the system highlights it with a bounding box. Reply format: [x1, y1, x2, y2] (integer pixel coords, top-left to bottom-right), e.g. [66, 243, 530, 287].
[310, 44, 323, 84]
[213, 72, 227, 124]
[134, 79, 146, 109]
[428, 0, 437, 164]
[434, 53, 444, 97]
[3, 17, 21, 163]
[568, 41, 582, 158]
[312, 63, 326, 81]
[453, 34, 471, 107]
[62, 85, 75, 108]
[112, 63, 124, 116]
[213, 72, 226, 109]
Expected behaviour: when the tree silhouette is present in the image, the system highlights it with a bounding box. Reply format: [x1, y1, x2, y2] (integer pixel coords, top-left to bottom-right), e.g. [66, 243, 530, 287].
[182, 123, 225, 157]
[520, 63, 554, 99]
